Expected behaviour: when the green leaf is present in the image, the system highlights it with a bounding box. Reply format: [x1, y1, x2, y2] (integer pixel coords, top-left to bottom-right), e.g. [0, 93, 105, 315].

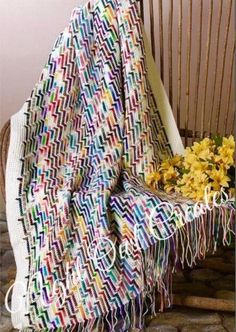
[212, 134, 223, 147]
[178, 168, 189, 175]
[177, 183, 185, 187]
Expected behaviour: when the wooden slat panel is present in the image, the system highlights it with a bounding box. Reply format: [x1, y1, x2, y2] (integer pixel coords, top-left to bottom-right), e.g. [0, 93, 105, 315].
[208, 0, 223, 136]
[158, 0, 164, 82]
[184, 0, 192, 147]
[225, 42, 235, 134]
[201, 0, 213, 139]
[215, 0, 233, 133]
[177, 0, 183, 129]
[192, 0, 203, 142]
[140, 0, 235, 147]
[168, 0, 173, 108]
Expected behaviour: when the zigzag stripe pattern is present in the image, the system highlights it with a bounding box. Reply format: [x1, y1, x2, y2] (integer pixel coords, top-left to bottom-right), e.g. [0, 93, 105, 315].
[11, 0, 235, 330]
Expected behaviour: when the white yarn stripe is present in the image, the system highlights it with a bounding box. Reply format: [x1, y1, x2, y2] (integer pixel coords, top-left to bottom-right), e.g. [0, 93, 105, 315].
[5, 102, 29, 330]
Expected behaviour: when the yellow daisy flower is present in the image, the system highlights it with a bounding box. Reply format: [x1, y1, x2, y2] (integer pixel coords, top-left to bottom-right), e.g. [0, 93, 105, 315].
[163, 166, 178, 183]
[169, 154, 183, 167]
[191, 160, 209, 172]
[222, 135, 235, 150]
[146, 172, 162, 188]
[184, 151, 197, 168]
[215, 145, 234, 168]
[160, 159, 171, 171]
[209, 168, 230, 190]
[164, 183, 175, 193]
[145, 135, 234, 202]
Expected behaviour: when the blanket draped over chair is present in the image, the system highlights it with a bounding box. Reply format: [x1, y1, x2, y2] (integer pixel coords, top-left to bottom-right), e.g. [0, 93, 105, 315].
[5, 0, 235, 330]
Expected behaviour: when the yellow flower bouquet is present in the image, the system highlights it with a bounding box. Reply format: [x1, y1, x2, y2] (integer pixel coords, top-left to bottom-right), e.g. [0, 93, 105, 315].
[146, 135, 235, 202]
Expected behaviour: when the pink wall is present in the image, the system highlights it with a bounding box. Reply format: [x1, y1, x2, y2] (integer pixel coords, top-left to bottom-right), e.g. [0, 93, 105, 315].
[0, 0, 87, 129]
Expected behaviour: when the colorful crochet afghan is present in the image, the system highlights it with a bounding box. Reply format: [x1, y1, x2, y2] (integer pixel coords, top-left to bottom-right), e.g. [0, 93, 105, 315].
[5, 0, 235, 331]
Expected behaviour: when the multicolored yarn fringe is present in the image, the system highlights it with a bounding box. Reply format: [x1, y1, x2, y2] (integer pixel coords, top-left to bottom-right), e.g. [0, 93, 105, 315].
[6, 0, 235, 331]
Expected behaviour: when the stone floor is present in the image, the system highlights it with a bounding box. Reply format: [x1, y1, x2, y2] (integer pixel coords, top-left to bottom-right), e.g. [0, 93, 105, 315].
[0, 207, 235, 332]
[0, 306, 235, 331]
[144, 308, 235, 332]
